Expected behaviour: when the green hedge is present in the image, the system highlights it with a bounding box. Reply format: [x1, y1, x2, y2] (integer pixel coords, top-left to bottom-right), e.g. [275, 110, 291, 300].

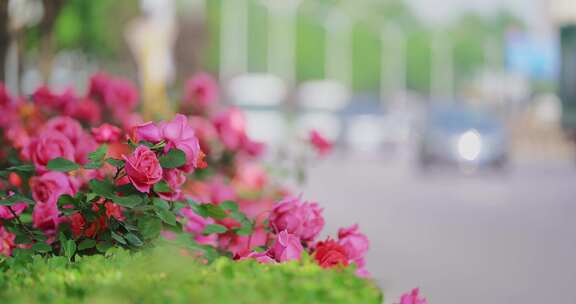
[0, 246, 382, 304]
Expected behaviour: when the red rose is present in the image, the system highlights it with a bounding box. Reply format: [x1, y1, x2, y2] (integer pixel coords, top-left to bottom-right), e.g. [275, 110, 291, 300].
[122, 146, 163, 193]
[313, 239, 349, 269]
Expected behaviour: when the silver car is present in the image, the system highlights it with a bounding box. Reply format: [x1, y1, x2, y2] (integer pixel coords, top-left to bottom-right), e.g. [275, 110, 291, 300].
[417, 105, 509, 170]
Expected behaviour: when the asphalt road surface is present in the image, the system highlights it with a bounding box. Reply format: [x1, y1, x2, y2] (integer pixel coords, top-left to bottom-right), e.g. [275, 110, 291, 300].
[303, 154, 576, 304]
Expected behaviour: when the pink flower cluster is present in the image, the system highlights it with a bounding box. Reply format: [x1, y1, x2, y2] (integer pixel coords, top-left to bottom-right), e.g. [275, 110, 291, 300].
[0, 72, 383, 290]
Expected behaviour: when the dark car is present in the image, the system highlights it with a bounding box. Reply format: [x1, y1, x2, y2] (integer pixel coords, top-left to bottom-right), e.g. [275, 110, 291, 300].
[417, 104, 509, 170]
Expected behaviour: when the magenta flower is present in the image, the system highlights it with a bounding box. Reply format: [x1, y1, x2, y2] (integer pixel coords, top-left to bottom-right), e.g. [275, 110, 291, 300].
[66, 98, 102, 125]
[45, 116, 97, 164]
[269, 196, 325, 243]
[25, 130, 76, 172]
[0, 226, 15, 256]
[268, 230, 303, 262]
[185, 73, 219, 111]
[88, 72, 111, 101]
[159, 114, 203, 172]
[238, 251, 276, 264]
[122, 146, 163, 193]
[338, 224, 370, 265]
[0, 203, 27, 220]
[398, 288, 428, 304]
[91, 123, 122, 143]
[30, 172, 78, 205]
[133, 121, 162, 143]
[213, 107, 247, 151]
[132, 114, 203, 172]
[157, 168, 186, 201]
[32, 201, 61, 236]
[179, 206, 217, 245]
[0, 82, 11, 106]
[309, 130, 332, 157]
[103, 78, 139, 113]
[32, 86, 68, 111]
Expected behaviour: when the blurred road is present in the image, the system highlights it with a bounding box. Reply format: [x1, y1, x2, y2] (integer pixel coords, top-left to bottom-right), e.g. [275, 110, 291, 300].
[303, 153, 576, 304]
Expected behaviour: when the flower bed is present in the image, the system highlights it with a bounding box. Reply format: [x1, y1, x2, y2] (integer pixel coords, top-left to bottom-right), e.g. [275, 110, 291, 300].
[0, 73, 427, 303]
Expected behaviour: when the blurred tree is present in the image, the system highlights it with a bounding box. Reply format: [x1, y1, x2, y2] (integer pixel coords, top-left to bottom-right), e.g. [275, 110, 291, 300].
[0, 0, 8, 82]
[24, 0, 139, 81]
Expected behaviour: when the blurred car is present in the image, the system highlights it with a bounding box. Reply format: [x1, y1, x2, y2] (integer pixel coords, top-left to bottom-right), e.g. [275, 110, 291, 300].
[417, 104, 509, 170]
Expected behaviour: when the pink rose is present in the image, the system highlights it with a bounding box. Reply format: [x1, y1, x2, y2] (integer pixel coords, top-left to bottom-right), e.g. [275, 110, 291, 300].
[338, 224, 370, 265]
[132, 121, 162, 143]
[0, 191, 27, 219]
[0, 226, 15, 256]
[269, 196, 325, 243]
[0, 82, 12, 106]
[32, 201, 61, 235]
[133, 114, 204, 172]
[26, 130, 75, 172]
[398, 288, 428, 304]
[213, 107, 247, 150]
[66, 98, 102, 125]
[122, 145, 163, 193]
[103, 77, 139, 115]
[309, 130, 332, 157]
[88, 72, 111, 101]
[159, 114, 203, 172]
[45, 116, 97, 164]
[238, 251, 276, 264]
[32, 86, 61, 110]
[185, 73, 219, 111]
[157, 168, 186, 201]
[30, 172, 78, 205]
[179, 206, 216, 245]
[218, 227, 268, 257]
[268, 230, 303, 262]
[92, 123, 122, 143]
[189, 116, 217, 153]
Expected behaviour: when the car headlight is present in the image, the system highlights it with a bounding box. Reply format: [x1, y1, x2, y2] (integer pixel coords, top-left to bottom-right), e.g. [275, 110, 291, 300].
[457, 130, 482, 161]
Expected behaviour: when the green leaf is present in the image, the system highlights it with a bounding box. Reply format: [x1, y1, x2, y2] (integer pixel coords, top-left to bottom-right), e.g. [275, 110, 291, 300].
[220, 201, 239, 212]
[78, 239, 97, 250]
[152, 197, 169, 210]
[113, 195, 143, 208]
[4, 164, 35, 172]
[235, 223, 254, 236]
[105, 158, 125, 168]
[32, 242, 52, 253]
[89, 179, 115, 198]
[0, 193, 34, 205]
[203, 224, 228, 235]
[86, 193, 98, 202]
[204, 204, 227, 220]
[96, 241, 112, 253]
[62, 239, 76, 261]
[159, 149, 186, 169]
[47, 158, 80, 172]
[155, 208, 176, 226]
[138, 217, 162, 239]
[111, 231, 127, 245]
[125, 233, 143, 246]
[83, 161, 102, 169]
[88, 145, 108, 162]
[57, 194, 77, 207]
[153, 181, 171, 193]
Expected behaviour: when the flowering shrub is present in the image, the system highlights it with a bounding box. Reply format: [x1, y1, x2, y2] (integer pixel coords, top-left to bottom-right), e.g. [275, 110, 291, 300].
[0, 72, 371, 275]
[0, 72, 427, 303]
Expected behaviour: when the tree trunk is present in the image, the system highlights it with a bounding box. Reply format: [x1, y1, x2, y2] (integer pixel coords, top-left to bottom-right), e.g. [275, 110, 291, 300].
[0, 0, 9, 83]
[38, 0, 65, 83]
